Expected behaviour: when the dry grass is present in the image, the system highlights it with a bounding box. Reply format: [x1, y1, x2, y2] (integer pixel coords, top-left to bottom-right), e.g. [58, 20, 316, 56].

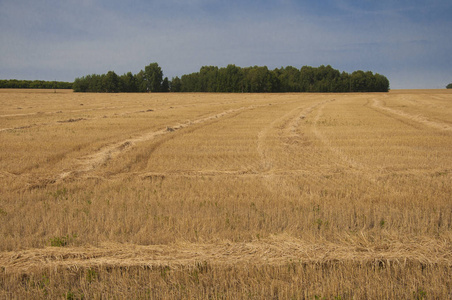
[1, 89, 452, 299]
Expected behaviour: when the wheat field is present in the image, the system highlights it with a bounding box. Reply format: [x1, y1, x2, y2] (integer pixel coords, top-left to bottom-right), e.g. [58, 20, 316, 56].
[1, 89, 451, 299]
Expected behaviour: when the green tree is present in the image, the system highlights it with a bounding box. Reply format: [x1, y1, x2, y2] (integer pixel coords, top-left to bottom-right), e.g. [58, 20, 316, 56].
[143, 63, 163, 92]
[447, 83, 452, 89]
[180, 73, 200, 92]
[374, 73, 390, 92]
[71, 63, 389, 93]
[299, 66, 315, 92]
[104, 71, 120, 92]
[121, 72, 138, 92]
[199, 66, 219, 92]
[217, 64, 243, 92]
[73, 77, 88, 92]
[170, 76, 182, 92]
[244, 66, 274, 92]
[275, 66, 301, 92]
[88, 74, 104, 92]
[135, 70, 147, 92]
[350, 70, 366, 92]
[161, 77, 170, 92]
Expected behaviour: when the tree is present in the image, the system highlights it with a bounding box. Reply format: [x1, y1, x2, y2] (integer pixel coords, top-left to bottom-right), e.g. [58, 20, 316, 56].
[121, 72, 138, 92]
[218, 64, 243, 92]
[170, 77, 182, 92]
[135, 70, 147, 92]
[199, 66, 219, 92]
[161, 77, 169, 92]
[87, 74, 104, 92]
[143, 63, 163, 92]
[243, 66, 273, 92]
[350, 70, 366, 92]
[73, 77, 88, 92]
[299, 66, 315, 92]
[0, 79, 72, 90]
[275, 66, 301, 92]
[180, 73, 200, 92]
[447, 83, 452, 89]
[71, 63, 389, 93]
[104, 71, 120, 92]
[374, 73, 390, 92]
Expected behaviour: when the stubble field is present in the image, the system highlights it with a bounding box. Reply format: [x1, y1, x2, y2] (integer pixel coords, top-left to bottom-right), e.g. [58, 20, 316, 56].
[1, 89, 451, 299]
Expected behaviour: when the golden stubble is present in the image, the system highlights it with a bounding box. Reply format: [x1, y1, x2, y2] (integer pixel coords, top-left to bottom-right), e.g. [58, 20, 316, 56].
[1, 89, 451, 298]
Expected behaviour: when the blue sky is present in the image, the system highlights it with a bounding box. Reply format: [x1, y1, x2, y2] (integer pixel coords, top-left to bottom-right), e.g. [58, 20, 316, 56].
[1, 0, 451, 89]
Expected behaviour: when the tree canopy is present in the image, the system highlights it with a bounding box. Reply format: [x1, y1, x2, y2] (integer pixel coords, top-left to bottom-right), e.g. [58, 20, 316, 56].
[0, 79, 72, 89]
[72, 63, 389, 93]
[447, 83, 452, 89]
[72, 63, 168, 93]
[178, 64, 389, 93]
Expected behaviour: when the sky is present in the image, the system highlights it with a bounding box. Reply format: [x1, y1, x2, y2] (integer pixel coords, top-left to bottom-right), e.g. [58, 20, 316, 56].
[1, 0, 451, 89]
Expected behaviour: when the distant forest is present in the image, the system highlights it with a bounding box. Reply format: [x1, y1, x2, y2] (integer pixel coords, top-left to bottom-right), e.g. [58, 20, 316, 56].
[0, 79, 72, 89]
[73, 63, 390, 93]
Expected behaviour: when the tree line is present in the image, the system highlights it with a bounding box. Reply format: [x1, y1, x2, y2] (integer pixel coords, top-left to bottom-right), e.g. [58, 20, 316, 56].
[176, 65, 389, 92]
[73, 63, 169, 93]
[447, 83, 452, 89]
[73, 63, 390, 93]
[0, 79, 72, 89]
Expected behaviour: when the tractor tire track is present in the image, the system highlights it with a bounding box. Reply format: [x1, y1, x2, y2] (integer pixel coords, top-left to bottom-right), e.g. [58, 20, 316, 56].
[0, 107, 167, 133]
[256, 99, 332, 195]
[0, 105, 127, 118]
[370, 98, 452, 132]
[311, 99, 365, 171]
[307, 99, 387, 192]
[54, 105, 261, 184]
[257, 100, 330, 173]
[0, 100, 254, 133]
[108, 105, 267, 175]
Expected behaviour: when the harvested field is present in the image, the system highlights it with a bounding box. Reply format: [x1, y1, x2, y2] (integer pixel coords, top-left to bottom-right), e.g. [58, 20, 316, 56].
[1, 89, 452, 299]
